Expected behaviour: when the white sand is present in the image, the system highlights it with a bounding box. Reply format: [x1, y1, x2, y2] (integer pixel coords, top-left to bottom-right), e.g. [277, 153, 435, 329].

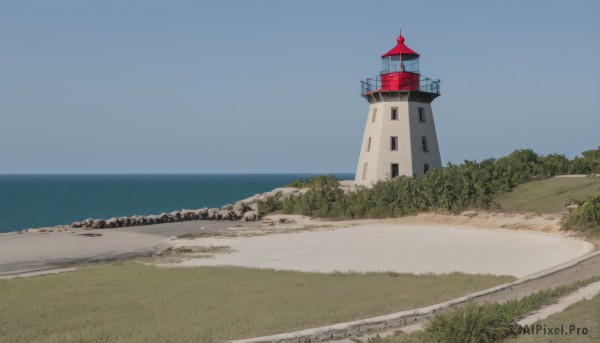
[172, 225, 594, 277]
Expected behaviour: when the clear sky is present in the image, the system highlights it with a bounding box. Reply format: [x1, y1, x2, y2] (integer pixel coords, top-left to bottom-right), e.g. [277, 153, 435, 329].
[1, 1, 599, 173]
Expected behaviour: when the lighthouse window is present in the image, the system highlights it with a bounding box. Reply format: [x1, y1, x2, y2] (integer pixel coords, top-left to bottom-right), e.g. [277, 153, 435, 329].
[391, 107, 398, 120]
[366, 137, 372, 152]
[372, 108, 377, 123]
[382, 56, 400, 73]
[424, 164, 430, 174]
[421, 136, 429, 153]
[362, 163, 368, 180]
[391, 164, 399, 178]
[390, 136, 398, 151]
[418, 108, 426, 123]
[401, 56, 420, 73]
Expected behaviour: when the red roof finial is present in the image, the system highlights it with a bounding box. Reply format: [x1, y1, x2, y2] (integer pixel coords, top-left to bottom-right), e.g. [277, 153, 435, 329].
[382, 31, 419, 58]
[397, 28, 405, 44]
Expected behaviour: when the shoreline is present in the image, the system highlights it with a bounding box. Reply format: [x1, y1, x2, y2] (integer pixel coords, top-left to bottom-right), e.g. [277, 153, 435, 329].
[0, 173, 358, 234]
[4, 185, 313, 235]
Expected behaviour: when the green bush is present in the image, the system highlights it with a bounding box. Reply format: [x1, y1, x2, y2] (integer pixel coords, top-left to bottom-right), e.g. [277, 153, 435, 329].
[422, 303, 510, 343]
[563, 194, 600, 234]
[260, 148, 600, 219]
[568, 147, 600, 174]
[256, 192, 283, 213]
[285, 175, 338, 189]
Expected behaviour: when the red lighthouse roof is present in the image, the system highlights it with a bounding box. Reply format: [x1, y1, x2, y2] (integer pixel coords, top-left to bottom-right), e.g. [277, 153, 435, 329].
[381, 34, 419, 58]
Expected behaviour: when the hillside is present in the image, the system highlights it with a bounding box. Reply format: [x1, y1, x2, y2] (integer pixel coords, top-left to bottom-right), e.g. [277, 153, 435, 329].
[497, 176, 600, 214]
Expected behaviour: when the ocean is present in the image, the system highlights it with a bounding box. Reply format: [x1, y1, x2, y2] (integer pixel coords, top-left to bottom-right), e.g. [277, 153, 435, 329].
[0, 174, 354, 234]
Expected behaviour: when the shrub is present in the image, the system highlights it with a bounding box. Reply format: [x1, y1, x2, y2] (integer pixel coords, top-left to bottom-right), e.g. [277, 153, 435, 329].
[562, 194, 600, 234]
[256, 192, 283, 213]
[421, 303, 510, 343]
[267, 148, 600, 220]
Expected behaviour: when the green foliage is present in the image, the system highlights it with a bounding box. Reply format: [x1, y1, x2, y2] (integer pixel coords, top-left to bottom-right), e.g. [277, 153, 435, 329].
[285, 175, 338, 188]
[563, 194, 600, 234]
[568, 146, 600, 174]
[282, 175, 347, 217]
[260, 148, 600, 219]
[256, 191, 283, 213]
[422, 303, 510, 343]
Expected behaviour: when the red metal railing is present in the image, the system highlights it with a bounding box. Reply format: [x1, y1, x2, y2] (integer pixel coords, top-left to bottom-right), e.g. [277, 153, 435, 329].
[361, 75, 440, 95]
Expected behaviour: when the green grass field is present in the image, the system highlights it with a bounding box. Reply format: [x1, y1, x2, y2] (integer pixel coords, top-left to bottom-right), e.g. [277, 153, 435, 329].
[497, 176, 600, 213]
[0, 262, 514, 343]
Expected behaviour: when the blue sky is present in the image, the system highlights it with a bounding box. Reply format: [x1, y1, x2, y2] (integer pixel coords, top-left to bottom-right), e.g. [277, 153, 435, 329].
[1, 1, 599, 173]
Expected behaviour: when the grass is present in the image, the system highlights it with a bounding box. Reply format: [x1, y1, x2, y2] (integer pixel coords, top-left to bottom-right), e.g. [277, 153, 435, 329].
[505, 293, 600, 342]
[369, 277, 600, 343]
[176, 224, 338, 240]
[0, 262, 514, 343]
[497, 176, 600, 213]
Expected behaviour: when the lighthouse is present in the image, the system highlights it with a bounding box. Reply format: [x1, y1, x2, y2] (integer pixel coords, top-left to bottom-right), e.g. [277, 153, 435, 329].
[354, 33, 442, 186]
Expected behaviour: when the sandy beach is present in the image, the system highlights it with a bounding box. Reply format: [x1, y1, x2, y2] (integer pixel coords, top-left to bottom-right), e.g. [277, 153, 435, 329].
[169, 223, 593, 278]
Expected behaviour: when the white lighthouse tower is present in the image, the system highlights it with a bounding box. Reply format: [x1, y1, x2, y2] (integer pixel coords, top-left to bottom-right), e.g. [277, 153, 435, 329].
[354, 33, 442, 186]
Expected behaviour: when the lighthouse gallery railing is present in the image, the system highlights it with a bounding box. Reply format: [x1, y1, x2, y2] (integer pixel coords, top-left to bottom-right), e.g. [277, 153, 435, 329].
[360, 75, 440, 96]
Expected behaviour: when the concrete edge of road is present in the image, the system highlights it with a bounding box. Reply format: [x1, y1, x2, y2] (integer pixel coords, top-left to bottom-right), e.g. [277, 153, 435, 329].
[229, 249, 600, 343]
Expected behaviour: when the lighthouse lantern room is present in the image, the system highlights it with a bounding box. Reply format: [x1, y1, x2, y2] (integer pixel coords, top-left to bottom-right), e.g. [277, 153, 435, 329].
[355, 33, 442, 186]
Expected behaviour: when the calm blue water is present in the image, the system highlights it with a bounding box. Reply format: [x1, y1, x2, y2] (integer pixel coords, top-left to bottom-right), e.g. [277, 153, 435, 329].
[0, 174, 354, 233]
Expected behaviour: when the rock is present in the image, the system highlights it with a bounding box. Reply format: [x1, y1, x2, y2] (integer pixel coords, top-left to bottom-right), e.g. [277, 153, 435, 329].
[170, 211, 182, 222]
[128, 216, 137, 226]
[159, 213, 169, 223]
[181, 210, 194, 221]
[567, 204, 580, 211]
[248, 203, 259, 211]
[242, 211, 259, 221]
[218, 210, 233, 220]
[222, 204, 234, 211]
[207, 208, 218, 220]
[193, 209, 204, 220]
[130, 216, 144, 225]
[233, 210, 244, 219]
[194, 208, 208, 219]
[117, 217, 128, 226]
[200, 208, 208, 218]
[92, 219, 106, 229]
[106, 217, 119, 228]
[71, 222, 82, 228]
[83, 218, 94, 228]
[234, 201, 246, 212]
